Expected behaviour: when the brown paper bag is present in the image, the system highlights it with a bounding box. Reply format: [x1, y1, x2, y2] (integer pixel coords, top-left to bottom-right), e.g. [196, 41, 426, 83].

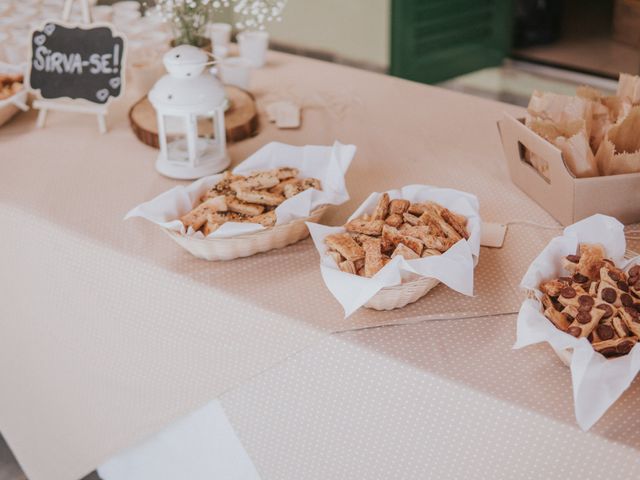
[617, 73, 640, 105]
[596, 106, 640, 175]
[527, 118, 599, 178]
[528, 90, 593, 137]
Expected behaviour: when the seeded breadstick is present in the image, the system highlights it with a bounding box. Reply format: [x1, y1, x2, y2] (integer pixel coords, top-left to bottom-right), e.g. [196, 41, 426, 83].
[419, 206, 462, 242]
[372, 193, 390, 221]
[272, 167, 299, 180]
[407, 202, 429, 215]
[230, 172, 280, 192]
[440, 207, 469, 239]
[402, 212, 423, 226]
[283, 183, 304, 198]
[338, 260, 357, 275]
[226, 197, 265, 216]
[300, 178, 321, 190]
[391, 243, 420, 260]
[327, 250, 343, 265]
[345, 219, 385, 236]
[363, 237, 384, 277]
[381, 224, 423, 255]
[400, 225, 451, 252]
[235, 189, 285, 206]
[180, 197, 227, 230]
[269, 178, 299, 195]
[389, 199, 410, 215]
[202, 221, 219, 236]
[247, 210, 277, 227]
[384, 214, 403, 228]
[325, 233, 365, 262]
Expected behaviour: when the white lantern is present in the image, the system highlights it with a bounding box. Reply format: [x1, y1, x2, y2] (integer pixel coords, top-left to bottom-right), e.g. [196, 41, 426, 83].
[149, 45, 230, 180]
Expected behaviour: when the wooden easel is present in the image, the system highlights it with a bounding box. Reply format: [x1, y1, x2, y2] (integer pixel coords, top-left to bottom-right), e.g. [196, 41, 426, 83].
[33, 0, 109, 134]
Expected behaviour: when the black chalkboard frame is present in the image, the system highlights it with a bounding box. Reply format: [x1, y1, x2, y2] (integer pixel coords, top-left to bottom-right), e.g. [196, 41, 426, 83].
[26, 20, 128, 106]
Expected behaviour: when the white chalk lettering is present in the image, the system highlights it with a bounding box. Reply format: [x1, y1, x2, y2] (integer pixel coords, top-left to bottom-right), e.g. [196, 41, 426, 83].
[89, 53, 113, 74]
[49, 52, 64, 74]
[32, 46, 48, 71]
[33, 51, 117, 75]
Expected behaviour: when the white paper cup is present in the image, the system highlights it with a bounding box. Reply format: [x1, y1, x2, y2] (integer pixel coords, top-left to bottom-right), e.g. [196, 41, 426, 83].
[91, 5, 113, 22]
[113, 1, 140, 14]
[219, 57, 252, 90]
[209, 22, 231, 48]
[237, 30, 268, 68]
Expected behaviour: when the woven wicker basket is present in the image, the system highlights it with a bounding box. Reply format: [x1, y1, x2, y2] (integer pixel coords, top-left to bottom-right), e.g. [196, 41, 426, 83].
[364, 276, 440, 311]
[164, 206, 328, 261]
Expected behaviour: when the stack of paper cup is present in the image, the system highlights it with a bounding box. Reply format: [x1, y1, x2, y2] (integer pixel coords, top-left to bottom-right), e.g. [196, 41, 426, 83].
[208, 22, 231, 58]
[218, 57, 252, 90]
[237, 31, 269, 68]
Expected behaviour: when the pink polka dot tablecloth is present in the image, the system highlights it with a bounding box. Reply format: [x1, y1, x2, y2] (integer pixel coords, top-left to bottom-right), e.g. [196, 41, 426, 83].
[1, 50, 638, 480]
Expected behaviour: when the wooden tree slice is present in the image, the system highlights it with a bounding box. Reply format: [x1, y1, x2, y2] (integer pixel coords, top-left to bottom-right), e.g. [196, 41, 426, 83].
[129, 86, 259, 149]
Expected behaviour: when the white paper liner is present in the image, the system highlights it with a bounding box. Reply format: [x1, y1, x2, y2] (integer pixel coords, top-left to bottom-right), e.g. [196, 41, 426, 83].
[125, 141, 356, 238]
[514, 214, 640, 430]
[307, 185, 481, 318]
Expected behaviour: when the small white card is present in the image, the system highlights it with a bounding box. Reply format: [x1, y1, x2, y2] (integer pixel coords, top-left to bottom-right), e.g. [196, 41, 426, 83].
[265, 100, 301, 129]
[480, 222, 507, 248]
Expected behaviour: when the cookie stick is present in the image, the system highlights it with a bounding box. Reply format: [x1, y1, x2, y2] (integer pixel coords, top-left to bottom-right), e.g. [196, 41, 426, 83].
[556, 285, 590, 308]
[619, 306, 640, 337]
[592, 336, 637, 357]
[565, 306, 605, 338]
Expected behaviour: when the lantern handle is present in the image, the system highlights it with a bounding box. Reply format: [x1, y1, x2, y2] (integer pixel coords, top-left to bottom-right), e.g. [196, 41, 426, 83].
[202, 50, 222, 68]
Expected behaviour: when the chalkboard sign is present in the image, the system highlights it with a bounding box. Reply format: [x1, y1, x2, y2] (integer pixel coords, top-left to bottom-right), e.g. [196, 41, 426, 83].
[28, 22, 125, 105]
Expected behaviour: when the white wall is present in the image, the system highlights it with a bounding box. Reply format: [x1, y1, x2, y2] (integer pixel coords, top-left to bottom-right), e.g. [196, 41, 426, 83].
[265, 0, 390, 69]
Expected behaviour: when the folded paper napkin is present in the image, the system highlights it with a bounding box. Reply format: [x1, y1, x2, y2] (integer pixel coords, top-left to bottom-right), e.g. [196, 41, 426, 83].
[125, 141, 356, 238]
[307, 185, 481, 317]
[515, 214, 640, 430]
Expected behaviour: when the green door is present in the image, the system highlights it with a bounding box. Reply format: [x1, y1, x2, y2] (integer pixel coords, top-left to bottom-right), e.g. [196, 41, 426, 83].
[391, 0, 513, 84]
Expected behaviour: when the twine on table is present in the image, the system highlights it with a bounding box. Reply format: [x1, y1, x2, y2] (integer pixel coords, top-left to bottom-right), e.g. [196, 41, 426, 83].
[505, 220, 640, 246]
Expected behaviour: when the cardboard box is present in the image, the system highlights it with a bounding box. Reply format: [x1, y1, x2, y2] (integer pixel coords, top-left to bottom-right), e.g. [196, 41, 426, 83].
[612, 0, 640, 48]
[497, 114, 640, 226]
